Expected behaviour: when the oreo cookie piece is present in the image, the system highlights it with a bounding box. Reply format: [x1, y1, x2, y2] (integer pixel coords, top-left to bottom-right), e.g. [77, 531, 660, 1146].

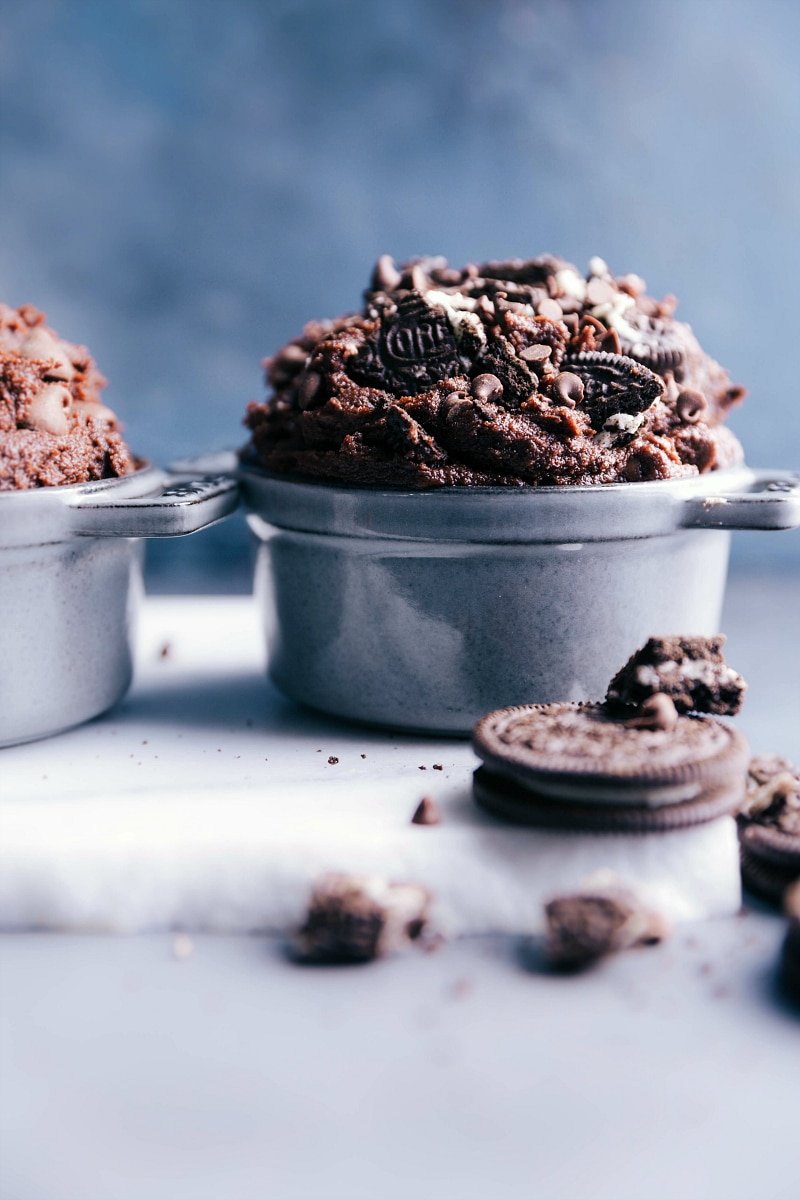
[348, 292, 463, 395]
[471, 335, 538, 409]
[607, 635, 747, 716]
[614, 309, 690, 379]
[292, 873, 432, 964]
[560, 350, 664, 429]
[544, 878, 669, 968]
[473, 702, 748, 808]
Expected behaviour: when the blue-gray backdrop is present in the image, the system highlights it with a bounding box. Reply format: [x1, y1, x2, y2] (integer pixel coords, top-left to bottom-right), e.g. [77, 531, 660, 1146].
[1, 0, 798, 587]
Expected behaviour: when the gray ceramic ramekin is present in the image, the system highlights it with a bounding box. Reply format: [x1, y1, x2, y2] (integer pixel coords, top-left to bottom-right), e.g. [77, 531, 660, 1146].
[238, 462, 800, 735]
[0, 466, 238, 747]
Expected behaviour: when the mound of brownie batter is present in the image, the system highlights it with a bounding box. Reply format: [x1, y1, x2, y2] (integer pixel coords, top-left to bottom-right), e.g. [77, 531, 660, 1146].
[0, 303, 134, 490]
[243, 254, 746, 488]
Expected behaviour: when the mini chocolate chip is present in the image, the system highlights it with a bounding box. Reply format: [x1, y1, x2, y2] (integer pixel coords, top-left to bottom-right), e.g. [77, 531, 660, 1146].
[551, 371, 585, 407]
[299, 371, 322, 409]
[676, 388, 708, 424]
[471, 373, 503, 403]
[519, 344, 551, 364]
[443, 391, 473, 422]
[373, 254, 401, 292]
[536, 298, 563, 321]
[411, 796, 441, 826]
[586, 277, 616, 306]
[627, 693, 679, 732]
[623, 451, 656, 482]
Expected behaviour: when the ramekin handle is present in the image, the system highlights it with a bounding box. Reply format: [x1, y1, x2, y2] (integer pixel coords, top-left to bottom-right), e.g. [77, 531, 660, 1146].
[681, 470, 800, 531]
[66, 473, 240, 537]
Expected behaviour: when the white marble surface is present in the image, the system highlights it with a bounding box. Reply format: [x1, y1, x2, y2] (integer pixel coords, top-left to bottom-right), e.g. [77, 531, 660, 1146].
[1, 573, 799, 1200]
[0, 597, 744, 933]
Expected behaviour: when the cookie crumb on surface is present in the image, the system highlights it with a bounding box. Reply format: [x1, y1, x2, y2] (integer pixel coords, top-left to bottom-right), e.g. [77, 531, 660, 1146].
[327, 756, 339, 765]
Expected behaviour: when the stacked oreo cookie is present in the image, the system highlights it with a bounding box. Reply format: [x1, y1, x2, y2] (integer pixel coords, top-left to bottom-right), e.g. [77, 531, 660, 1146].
[473, 636, 748, 835]
[780, 884, 800, 1004]
[738, 755, 800, 903]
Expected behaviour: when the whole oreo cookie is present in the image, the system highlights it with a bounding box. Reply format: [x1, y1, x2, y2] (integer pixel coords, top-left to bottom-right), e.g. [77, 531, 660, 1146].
[473, 702, 748, 808]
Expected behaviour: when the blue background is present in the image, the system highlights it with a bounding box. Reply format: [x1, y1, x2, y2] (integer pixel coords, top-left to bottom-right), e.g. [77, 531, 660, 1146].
[1, 0, 798, 587]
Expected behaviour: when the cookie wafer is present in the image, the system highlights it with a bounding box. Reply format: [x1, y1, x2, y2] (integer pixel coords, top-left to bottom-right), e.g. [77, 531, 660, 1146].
[473, 702, 748, 808]
[474, 767, 741, 833]
[739, 841, 799, 904]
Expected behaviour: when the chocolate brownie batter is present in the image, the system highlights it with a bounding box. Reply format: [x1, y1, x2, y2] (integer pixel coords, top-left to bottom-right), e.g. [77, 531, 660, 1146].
[243, 254, 745, 487]
[0, 303, 134, 490]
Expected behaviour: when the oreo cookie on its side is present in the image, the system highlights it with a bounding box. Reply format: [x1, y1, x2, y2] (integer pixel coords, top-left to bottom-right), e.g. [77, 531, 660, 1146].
[474, 767, 742, 833]
[780, 884, 800, 1004]
[738, 753, 800, 906]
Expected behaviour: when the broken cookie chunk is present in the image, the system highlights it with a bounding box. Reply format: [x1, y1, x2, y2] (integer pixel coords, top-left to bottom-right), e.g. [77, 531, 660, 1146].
[739, 754, 800, 833]
[293, 873, 432, 964]
[606, 635, 746, 716]
[544, 877, 670, 969]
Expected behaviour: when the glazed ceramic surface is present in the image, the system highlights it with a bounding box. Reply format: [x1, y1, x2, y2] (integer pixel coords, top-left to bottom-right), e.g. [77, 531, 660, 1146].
[0, 466, 238, 747]
[243, 465, 800, 735]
